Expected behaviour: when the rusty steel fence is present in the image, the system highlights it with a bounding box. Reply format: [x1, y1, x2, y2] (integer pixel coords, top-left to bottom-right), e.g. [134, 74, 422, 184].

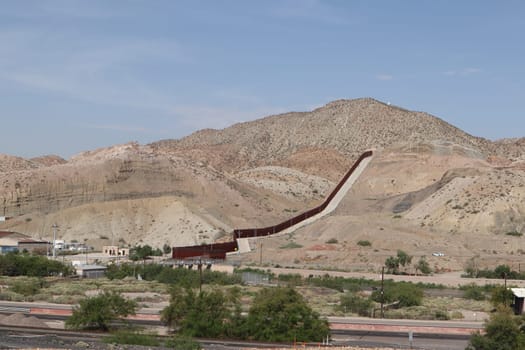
[172, 150, 373, 259]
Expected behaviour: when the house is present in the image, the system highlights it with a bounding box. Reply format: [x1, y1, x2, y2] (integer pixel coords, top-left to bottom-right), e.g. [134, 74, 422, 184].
[0, 231, 19, 253]
[0, 231, 50, 254]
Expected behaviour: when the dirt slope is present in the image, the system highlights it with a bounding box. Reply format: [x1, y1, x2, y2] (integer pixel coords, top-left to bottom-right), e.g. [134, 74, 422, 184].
[1, 98, 524, 267]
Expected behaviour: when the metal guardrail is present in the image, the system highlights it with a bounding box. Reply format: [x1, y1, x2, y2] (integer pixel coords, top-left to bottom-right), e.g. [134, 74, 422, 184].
[0, 306, 30, 313]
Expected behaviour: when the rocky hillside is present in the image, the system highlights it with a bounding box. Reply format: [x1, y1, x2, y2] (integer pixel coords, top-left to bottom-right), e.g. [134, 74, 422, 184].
[1, 98, 524, 261]
[152, 98, 496, 176]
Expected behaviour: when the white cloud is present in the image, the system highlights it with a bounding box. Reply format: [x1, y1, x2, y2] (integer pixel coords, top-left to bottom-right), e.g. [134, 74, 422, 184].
[444, 67, 481, 77]
[169, 105, 287, 132]
[85, 124, 150, 133]
[376, 74, 393, 81]
[270, 0, 348, 25]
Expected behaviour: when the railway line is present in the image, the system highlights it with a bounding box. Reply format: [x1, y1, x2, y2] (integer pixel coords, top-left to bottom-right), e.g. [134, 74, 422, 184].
[0, 322, 474, 350]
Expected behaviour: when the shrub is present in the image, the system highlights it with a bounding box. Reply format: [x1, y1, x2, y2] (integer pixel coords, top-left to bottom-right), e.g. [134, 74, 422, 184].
[10, 278, 46, 297]
[161, 286, 242, 339]
[467, 307, 525, 350]
[434, 310, 450, 320]
[463, 284, 486, 301]
[372, 281, 423, 308]
[339, 293, 374, 316]
[326, 238, 338, 244]
[103, 331, 160, 346]
[0, 253, 73, 277]
[505, 231, 523, 237]
[245, 287, 329, 342]
[279, 242, 303, 249]
[490, 286, 514, 307]
[357, 240, 371, 247]
[165, 335, 201, 350]
[66, 291, 137, 331]
[278, 273, 303, 286]
[415, 257, 432, 275]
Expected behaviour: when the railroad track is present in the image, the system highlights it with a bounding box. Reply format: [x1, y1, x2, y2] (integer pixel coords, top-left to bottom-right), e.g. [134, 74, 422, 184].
[0, 324, 299, 349]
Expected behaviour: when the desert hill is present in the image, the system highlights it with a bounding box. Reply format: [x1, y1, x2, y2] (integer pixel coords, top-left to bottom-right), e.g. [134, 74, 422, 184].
[1, 97, 524, 272]
[152, 98, 494, 178]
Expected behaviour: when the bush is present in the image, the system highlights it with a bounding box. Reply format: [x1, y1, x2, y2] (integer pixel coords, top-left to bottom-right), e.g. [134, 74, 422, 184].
[165, 335, 201, 350]
[463, 284, 486, 301]
[0, 252, 73, 277]
[415, 257, 432, 275]
[326, 238, 338, 244]
[490, 286, 514, 307]
[103, 331, 160, 346]
[357, 240, 371, 247]
[384, 250, 412, 274]
[279, 242, 303, 249]
[467, 307, 525, 350]
[161, 287, 243, 338]
[339, 293, 374, 316]
[505, 231, 523, 237]
[245, 287, 329, 342]
[66, 291, 137, 331]
[372, 281, 423, 308]
[278, 273, 303, 286]
[10, 278, 47, 297]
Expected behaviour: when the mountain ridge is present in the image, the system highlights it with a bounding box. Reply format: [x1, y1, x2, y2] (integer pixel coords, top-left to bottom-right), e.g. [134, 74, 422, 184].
[1, 97, 524, 272]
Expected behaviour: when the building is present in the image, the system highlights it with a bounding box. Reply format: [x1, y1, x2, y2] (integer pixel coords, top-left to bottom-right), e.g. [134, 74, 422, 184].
[103, 245, 129, 256]
[511, 288, 525, 314]
[0, 231, 50, 254]
[18, 239, 51, 255]
[75, 264, 107, 278]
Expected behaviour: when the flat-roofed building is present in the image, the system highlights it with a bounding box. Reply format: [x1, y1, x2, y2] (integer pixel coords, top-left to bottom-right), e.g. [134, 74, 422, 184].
[0, 231, 49, 254]
[75, 264, 107, 279]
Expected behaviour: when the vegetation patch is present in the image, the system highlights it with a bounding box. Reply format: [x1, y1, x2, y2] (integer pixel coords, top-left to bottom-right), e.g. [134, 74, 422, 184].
[505, 231, 523, 237]
[104, 330, 160, 346]
[279, 242, 303, 249]
[357, 240, 371, 247]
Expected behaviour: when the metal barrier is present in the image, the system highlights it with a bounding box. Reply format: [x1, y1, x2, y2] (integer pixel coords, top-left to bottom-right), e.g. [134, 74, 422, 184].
[172, 150, 373, 259]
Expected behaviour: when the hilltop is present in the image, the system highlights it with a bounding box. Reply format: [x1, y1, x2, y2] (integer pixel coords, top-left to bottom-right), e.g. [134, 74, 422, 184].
[1, 98, 524, 272]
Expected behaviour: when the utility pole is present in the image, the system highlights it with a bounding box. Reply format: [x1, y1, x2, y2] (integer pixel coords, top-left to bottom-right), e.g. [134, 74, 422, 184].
[199, 258, 203, 294]
[52, 223, 58, 259]
[380, 266, 385, 318]
[259, 241, 263, 266]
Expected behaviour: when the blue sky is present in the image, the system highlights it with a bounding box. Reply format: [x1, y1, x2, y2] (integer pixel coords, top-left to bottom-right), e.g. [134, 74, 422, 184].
[1, 0, 524, 158]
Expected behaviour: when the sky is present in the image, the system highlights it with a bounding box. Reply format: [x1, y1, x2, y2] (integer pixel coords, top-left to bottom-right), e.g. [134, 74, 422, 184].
[1, 0, 524, 158]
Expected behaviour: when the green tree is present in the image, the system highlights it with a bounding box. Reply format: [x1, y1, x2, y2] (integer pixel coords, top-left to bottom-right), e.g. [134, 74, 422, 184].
[161, 286, 241, 338]
[415, 257, 432, 275]
[467, 307, 525, 350]
[163, 243, 172, 255]
[245, 287, 329, 342]
[385, 256, 400, 274]
[66, 291, 137, 331]
[396, 250, 412, 268]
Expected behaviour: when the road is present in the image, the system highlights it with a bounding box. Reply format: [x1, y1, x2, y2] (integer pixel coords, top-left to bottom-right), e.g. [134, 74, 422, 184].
[0, 300, 481, 349]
